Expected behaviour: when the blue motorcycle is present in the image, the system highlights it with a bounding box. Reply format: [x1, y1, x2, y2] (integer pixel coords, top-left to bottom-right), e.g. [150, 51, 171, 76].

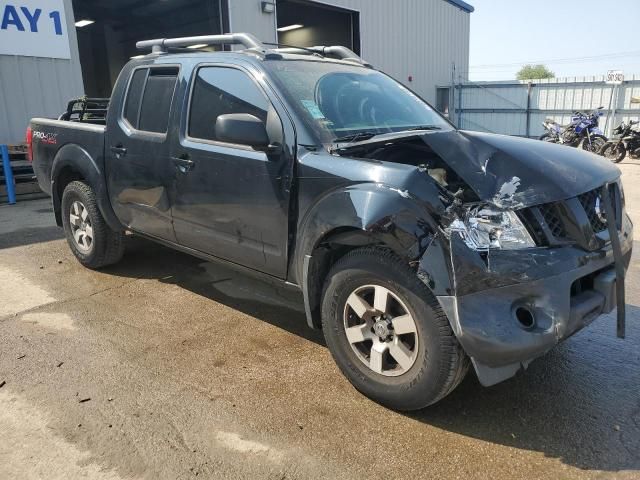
[540, 107, 608, 153]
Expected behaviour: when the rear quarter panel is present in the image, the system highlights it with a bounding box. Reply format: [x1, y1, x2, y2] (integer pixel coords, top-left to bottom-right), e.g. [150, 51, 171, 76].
[29, 118, 122, 230]
[30, 118, 106, 195]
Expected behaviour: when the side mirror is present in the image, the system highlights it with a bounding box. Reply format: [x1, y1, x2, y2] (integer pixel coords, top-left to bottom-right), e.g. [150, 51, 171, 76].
[215, 113, 278, 152]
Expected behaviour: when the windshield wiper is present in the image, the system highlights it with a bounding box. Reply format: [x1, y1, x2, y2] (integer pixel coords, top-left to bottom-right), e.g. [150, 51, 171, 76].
[404, 125, 442, 131]
[332, 132, 380, 144]
[329, 126, 443, 154]
[332, 126, 441, 146]
[329, 131, 381, 153]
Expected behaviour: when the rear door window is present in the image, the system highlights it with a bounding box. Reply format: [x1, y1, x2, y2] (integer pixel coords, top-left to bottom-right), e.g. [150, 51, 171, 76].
[123, 69, 147, 127]
[123, 67, 179, 134]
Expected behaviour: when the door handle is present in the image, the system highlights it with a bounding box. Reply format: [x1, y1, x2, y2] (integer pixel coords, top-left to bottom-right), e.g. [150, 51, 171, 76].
[171, 156, 195, 173]
[110, 145, 127, 157]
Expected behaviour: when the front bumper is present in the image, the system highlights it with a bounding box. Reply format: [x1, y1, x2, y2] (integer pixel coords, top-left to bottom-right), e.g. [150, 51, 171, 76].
[434, 213, 633, 387]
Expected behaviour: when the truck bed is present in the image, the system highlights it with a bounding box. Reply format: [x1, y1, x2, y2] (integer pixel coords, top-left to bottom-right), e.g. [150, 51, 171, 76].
[30, 118, 106, 196]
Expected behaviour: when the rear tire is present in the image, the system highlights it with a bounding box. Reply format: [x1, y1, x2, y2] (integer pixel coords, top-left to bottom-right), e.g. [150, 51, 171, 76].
[61, 181, 125, 269]
[600, 142, 626, 163]
[321, 247, 468, 411]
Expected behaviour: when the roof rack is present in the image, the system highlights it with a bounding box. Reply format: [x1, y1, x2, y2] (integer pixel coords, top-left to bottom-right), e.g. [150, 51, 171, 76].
[273, 45, 371, 67]
[135, 32, 371, 66]
[136, 33, 263, 54]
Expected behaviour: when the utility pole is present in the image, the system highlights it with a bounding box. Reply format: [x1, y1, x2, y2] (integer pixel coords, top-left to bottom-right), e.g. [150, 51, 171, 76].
[610, 83, 620, 137]
[525, 82, 533, 138]
[605, 70, 624, 137]
[451, 62, 456, 125]
[458, 74, 463, 129]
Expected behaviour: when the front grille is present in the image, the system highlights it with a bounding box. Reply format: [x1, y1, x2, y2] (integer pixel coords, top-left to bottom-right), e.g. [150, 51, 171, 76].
[519, 183, 622, 248]
[538, 204, 567, 239]
[578, 188, 608, 233]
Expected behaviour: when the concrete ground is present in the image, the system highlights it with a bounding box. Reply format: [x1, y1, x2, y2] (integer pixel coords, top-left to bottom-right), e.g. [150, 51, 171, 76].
[1, 165, 639, 480]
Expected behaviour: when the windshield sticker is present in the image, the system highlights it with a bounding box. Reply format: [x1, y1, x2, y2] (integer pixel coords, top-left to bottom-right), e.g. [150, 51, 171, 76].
[301, 100, 326, 119]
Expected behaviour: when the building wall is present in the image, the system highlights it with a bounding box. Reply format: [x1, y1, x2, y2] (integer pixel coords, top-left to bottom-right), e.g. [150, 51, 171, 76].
[230, 0, 471, 104]
[0, 0, 84, 145]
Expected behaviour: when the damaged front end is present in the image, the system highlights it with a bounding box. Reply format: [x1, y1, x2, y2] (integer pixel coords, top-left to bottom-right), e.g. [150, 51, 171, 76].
[421, 134, 633, 386]
[430, 190, 632, 386]
[337, 129, 634, 387]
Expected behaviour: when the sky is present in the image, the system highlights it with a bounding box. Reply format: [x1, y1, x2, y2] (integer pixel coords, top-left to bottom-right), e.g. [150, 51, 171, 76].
[469, 0, 640, 81]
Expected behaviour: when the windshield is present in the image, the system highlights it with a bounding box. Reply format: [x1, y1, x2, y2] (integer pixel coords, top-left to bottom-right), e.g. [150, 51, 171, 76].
[264, 59, 453, 144]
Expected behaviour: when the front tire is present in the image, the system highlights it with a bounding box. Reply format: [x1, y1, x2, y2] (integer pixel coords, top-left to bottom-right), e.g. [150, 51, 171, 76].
[321, 247, 468, 411]
[581, 134, 607, 153]
[539, 133, 557, 143]
[61, 181, 125, 269]
[600, 142, 626, 163]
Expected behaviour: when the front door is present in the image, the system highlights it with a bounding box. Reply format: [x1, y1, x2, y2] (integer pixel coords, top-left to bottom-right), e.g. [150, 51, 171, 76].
[170, 64, 292, 277]
[106, 65, 179, 241]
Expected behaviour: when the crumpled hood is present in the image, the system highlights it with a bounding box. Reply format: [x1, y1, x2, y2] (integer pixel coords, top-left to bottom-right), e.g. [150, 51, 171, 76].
[420, 130, 620, 208]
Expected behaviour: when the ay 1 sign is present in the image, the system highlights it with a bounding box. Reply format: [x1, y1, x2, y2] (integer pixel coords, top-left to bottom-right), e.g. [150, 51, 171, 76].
[606, 70, 624, 85]
[0, 0, 70, 59]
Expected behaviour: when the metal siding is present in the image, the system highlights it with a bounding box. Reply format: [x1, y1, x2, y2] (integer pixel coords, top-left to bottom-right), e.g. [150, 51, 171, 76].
[0, 0, 84, 145]
[323, 0, 470, 104]
[230, 0, 470, 104]
[457, 75, 640, 138]
[461, 85, 527, 110]
[229, 0, 278, 46]
[460, 111, 526, 136]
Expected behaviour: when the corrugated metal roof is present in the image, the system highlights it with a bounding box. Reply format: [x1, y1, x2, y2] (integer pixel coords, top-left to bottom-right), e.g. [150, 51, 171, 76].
[444, 0, 474, 13]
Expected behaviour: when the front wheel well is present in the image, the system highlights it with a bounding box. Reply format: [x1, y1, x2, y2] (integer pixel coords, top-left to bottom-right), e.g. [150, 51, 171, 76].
[304, 228, 392, 329]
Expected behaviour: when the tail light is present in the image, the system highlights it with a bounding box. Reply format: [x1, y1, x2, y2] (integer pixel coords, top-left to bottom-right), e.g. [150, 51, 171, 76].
[26, 126, 33, 162]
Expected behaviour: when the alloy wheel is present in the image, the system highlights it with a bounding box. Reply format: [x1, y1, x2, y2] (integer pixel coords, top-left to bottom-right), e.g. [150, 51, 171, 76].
[69, 200, 94, 253]
[343, 285, 419, 377]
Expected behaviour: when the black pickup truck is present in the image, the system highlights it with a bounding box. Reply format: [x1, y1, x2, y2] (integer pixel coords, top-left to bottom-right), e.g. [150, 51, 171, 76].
[29, 33, 633, 410]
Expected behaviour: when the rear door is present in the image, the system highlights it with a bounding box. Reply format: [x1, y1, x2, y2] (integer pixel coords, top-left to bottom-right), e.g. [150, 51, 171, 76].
[106, 65, 179, 241]
[170, 64, 294, 277]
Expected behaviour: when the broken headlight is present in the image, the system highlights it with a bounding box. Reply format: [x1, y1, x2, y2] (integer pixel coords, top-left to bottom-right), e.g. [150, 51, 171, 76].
[447, 206, 535, 251]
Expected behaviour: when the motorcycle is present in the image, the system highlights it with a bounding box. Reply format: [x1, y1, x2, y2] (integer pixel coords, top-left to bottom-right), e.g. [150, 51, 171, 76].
[539, 107, 607, 153]
[599, 120, 640, 163]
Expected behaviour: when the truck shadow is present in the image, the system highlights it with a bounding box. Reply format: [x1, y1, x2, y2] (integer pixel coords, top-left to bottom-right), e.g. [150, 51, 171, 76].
[0, 225, 63, 250]
[105, 236, 640, 474]
[109, 236, 324, 346]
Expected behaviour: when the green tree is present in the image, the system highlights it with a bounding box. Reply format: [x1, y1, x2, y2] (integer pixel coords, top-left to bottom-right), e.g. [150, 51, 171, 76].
[516, 64, 555, 80]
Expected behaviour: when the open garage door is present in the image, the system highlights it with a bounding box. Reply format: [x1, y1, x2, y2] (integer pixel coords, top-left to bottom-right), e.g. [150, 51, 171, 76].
[277, 0, 360, 54]
[72, 0, 229, 97]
